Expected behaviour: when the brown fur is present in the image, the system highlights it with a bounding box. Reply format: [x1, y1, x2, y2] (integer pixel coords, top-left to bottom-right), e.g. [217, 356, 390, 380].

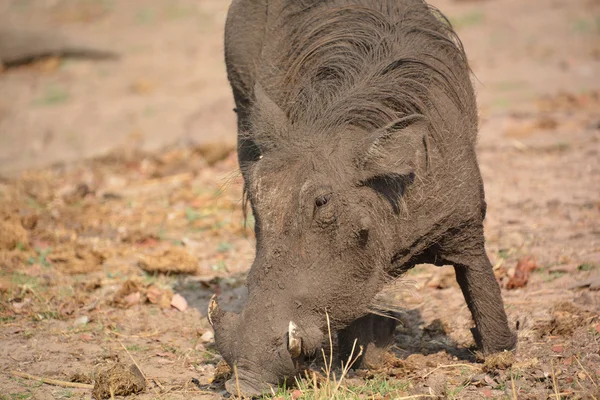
[213, 0, 516, 395]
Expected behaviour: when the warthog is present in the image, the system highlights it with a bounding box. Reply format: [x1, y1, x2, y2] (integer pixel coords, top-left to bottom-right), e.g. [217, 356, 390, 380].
[209, 0, 517, 395]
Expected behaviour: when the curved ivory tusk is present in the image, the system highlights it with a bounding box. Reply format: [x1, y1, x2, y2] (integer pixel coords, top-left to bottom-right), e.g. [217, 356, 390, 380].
[207, 294, 218, 327]
[288, 321, 302, 358]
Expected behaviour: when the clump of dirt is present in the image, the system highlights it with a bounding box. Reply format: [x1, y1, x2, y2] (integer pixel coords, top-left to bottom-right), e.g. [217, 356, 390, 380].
[539, 301, 591, 337]
[112, 280, 144, 308]
[211, 360, 232, 384]
[362, 352, 413, 378]
[146, 284, 174, 309]
[381, 352, 411, 370]
[425, 372, 447, 397]
[92, 363, 146, 400]
[0, 218, 28, 251]
[482, 351, 515, 373]
[137, 247, 198, 274]
[404, 352, 453, 371]
[70, 371, 93, 385]
[47, 244, 105, 275]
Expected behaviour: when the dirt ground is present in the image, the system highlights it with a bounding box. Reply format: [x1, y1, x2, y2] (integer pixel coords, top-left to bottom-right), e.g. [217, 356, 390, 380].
[1, 0, 599, 399]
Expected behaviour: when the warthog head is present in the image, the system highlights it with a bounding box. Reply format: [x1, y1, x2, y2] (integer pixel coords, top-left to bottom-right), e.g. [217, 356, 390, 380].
[209, 85, 429, 395]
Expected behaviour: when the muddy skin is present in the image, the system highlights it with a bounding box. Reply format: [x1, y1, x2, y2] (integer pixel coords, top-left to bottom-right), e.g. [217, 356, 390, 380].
[212, 0, 517, 395]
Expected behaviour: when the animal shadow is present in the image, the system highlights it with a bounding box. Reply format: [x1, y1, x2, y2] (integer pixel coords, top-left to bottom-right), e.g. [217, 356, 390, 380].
[393, 308, 476, 362]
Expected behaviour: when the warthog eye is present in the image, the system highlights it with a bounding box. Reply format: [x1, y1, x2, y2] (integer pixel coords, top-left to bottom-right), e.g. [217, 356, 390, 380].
[239, 138, 262, 164]
[315, 194, 329, 208]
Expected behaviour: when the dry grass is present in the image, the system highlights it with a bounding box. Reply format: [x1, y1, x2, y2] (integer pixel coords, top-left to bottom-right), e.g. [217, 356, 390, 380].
[261, 312, 428, 400]
[264, 312, 366, 400]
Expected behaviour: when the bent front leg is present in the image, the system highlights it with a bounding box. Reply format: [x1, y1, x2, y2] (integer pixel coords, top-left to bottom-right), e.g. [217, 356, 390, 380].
[453, 261, 516, 353]
[440, 232, 516, 354]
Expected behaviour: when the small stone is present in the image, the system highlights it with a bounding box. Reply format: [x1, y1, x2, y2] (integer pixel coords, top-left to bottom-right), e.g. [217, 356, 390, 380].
[200, 331, 214, 343]
[74, 316, 89, 326]
[425, 373, 447, 397]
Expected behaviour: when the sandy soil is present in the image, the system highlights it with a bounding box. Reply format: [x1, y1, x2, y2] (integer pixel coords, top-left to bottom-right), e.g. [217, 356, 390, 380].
[0, 0, 599, 399]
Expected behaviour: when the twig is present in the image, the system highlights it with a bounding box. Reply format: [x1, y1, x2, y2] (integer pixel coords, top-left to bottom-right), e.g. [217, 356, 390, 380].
[584, 314, 599, 322]
[574, 356, 598, 389]
[551, 360, 560, 400]
[332, 338, 363, 396]
[10, 370, 93, 389]
[153, 377, 165, 391]
[394, 395, 437, 399]
[576, 378, 598, 400]
[119, 340, 163, 400]
[422, 363, 480, 378]
[233, 364, 242, 399]
[511, 369, 517, 400]
[326, 310, 333, 379]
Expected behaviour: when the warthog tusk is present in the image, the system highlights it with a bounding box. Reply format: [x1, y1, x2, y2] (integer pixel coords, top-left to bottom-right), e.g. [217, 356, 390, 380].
[288, 321, 302, 358]
[207, 294, 218, 327]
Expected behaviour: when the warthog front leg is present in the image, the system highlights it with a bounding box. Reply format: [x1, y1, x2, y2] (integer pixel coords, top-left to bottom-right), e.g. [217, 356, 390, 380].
[440, 227, 517, 354]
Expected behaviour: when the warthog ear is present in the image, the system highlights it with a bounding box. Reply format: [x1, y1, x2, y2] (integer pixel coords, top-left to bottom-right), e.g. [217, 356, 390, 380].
[252, 83, 288, 138]
[357, 114, 430, 213]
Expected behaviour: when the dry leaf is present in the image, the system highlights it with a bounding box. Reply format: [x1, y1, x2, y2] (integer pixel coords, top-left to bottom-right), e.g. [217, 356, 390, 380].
[124, 292, 141, 307]
[552, 345, 564, 353]
[146, 284, 173, 308]
[113, 280, 143, 308]
[506, 257, 539, 290]
[171, 293, 188, 311]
